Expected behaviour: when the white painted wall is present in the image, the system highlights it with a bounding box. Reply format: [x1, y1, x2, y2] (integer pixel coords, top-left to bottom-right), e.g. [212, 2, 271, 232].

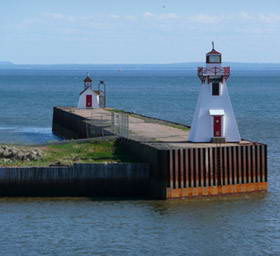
[77, 88, 100, 109]
[188, 81, 241, 142]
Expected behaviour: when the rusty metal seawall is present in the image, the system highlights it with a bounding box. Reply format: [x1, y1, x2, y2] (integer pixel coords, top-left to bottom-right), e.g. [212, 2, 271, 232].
[165, 144, 267, 198]
[118, 138, 268, 199]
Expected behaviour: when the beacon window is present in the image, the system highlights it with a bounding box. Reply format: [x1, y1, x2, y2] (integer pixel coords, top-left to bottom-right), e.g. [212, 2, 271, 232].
[212, 83, 220, 96]
[208, 55, 221, 63]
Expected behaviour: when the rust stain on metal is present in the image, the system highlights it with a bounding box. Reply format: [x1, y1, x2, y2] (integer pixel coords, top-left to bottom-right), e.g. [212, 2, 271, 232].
[165, 144, 268, 199]
[167, 182, 268, 199]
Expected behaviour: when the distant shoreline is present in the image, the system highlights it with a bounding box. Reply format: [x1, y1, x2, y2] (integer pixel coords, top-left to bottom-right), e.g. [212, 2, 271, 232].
[2, 62, 280, 71]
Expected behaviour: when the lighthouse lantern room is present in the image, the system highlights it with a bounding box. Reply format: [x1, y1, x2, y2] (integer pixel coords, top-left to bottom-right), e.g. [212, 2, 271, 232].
[188, 43, 240, 143]
[77, 74, 106, 109]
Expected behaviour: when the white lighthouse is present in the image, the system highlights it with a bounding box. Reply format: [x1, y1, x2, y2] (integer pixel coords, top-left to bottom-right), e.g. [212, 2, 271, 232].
[188, 43, 240, 143]
[77, 75, 105, 109]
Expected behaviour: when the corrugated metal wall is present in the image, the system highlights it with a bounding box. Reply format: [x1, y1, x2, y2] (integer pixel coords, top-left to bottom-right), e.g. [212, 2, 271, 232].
[0, 163, 150, 197]
[167, 144, 267, 189]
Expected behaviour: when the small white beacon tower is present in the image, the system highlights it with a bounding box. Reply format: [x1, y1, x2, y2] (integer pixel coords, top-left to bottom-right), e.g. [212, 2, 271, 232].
[77, 75, 106, 109]
[188, 43, 241, 143]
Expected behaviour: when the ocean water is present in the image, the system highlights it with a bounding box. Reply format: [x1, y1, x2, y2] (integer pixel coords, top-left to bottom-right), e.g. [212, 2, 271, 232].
[0, 68, 279, 255]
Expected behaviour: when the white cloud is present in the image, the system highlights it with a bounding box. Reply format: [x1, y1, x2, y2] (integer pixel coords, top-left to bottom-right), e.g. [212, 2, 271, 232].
[258, 14, 280, 23]
[144, 11, 222, 23]
[189, 14, 223, 24]
[43, 12, 76, 23]
[237, 12, 280, 24]
[144, 12, 154, 17]
[12, 11, 280, 39]
[159, 13, 179, 20]
[142, 11, 280, 27]
[111, 15, 121, 19]
[240, 11, 253, 20]
[144, 12, 179, 20]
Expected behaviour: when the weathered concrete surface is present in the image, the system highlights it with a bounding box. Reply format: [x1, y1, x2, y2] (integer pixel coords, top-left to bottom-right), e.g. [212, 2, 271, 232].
[58, 107, 188, 142]
[53, 107, 252, 148]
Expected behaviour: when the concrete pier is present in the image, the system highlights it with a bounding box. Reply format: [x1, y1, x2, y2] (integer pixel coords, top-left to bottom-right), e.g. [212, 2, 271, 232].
[52, 107, 268, 199]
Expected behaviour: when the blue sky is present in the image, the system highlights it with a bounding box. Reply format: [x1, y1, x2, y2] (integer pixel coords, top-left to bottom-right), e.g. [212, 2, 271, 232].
[1, 0, 280, 64]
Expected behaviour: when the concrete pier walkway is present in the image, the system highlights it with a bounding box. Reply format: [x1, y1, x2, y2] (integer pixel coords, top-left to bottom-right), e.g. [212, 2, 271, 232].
[58, 107, 251, 149]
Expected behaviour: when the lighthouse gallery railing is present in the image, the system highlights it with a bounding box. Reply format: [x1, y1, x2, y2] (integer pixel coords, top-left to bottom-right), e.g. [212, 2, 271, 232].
[197, 66, 230, 83]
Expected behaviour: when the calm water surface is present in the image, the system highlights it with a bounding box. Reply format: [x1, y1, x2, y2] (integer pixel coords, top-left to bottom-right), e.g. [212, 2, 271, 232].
[0, 195, 277, 256]
[0, 68, 279, 255]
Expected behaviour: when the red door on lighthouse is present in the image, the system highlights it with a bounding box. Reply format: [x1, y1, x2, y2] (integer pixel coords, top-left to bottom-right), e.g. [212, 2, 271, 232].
[213, 116, 222, 137]
[86, 95, 92, 107]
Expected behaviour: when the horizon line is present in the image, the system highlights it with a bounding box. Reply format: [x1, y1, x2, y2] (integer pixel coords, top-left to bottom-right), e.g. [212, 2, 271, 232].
[3, 61, 280, 65]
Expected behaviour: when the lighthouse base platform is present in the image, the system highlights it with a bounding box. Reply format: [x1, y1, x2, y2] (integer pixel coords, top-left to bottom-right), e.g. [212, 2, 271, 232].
[52, 107, 268, 200]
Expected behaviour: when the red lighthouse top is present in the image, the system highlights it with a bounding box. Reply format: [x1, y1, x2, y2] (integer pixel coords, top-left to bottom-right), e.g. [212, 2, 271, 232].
[197, 42, 230, 83]
[84, 75, 92, 83]
[206, 42, 222, 64]
[84, 74, 93, 89]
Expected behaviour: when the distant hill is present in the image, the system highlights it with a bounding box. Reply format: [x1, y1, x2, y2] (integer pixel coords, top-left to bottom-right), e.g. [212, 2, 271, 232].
[1, 62, 280, 71]
[166, 62, 280, 70]
[0, 61, 14, 66]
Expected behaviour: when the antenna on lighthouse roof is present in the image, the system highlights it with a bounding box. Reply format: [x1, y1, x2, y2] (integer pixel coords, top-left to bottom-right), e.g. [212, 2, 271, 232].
[212, 41, 215, 50]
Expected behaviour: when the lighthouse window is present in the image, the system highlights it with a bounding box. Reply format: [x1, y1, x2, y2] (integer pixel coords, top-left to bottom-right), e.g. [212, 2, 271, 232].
[207, 55, 221, 63]
[212, 83, 220, 96]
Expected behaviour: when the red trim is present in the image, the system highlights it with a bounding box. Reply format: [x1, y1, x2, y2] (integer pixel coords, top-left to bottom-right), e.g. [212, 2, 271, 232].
[213, 116, 222, 137]
[207, 49, 221, 55]
[86, 95, 92, 107]
[84, 76, 92, 83]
